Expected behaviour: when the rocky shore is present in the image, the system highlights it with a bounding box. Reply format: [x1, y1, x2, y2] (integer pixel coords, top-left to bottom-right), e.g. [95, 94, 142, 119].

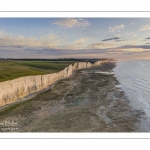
[0, 62, 145, 132]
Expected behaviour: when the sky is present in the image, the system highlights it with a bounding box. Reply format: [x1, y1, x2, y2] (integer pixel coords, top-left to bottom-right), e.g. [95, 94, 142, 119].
[0, 18, 150, 60]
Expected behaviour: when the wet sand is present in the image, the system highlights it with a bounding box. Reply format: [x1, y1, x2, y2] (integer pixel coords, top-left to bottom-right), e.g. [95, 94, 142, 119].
[0, 62, 146, 132]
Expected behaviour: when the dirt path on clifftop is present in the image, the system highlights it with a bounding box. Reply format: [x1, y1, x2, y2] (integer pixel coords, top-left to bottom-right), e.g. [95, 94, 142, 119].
[0, 62, 147, 132]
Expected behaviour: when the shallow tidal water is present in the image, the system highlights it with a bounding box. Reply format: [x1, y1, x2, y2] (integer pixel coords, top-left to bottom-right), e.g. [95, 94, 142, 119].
[114, 60, 150, 131]
[0, 62, 147, 132]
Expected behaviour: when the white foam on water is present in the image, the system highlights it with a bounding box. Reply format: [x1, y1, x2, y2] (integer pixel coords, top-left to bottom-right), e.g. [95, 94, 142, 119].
[95, 71, 114, 75]
[115, 84, 122, 88]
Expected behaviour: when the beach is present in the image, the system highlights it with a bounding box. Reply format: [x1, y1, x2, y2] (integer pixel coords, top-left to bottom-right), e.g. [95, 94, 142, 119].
[0, 61, 146, 132]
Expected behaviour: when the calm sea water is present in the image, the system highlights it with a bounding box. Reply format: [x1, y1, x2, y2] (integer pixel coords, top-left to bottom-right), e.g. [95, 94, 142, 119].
[113, 60, 150, 131]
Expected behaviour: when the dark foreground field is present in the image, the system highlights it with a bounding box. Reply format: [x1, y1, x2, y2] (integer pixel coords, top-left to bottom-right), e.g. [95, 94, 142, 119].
[0, 60, 77, 82]
[0, 62, 146, 132]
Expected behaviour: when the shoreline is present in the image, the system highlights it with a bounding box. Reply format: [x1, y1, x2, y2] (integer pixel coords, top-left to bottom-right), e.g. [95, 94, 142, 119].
[0, 61, 146, 132]
[113, 60, 150, 132]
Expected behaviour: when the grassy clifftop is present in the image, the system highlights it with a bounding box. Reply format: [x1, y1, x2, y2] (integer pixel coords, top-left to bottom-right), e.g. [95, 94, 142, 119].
[0, 60, 77, 82]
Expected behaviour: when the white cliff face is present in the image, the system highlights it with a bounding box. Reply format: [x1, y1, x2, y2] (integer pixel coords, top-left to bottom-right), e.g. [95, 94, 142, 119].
[0, 60, 108, 107]
[72, 62, 93, 70]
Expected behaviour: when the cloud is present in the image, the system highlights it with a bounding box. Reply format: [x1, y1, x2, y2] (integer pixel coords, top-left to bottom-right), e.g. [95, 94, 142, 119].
[120, 48, 144, 52]
[52, 18, 90, 28]
[58, 38, 85, 50]
[108, 24, 125, 32]
[1, 43, 150, 59]
[60, 44, 84, 50]
[140, 24, 150, 31]
[145, 37, 150, 39]
[126, 32, 133, 35]
[0, 31, 60, 50]
[102, 37, 120, 41]
[117, 44, 150, 50]
[41, 34, 58, 40]
[75, 38, 85, 44]
[126, 32, 137, 37]
[114, 34, 120, 37]
[88, 42, 115, 49]
[115, 39, 125, 42]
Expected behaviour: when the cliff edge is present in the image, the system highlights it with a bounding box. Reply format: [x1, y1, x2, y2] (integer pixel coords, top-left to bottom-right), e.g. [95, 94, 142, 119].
[0, 60, 108, 107]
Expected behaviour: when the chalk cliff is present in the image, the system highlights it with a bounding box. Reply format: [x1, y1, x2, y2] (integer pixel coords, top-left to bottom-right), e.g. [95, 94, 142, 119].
[0, 60, 109, 107]
[72, 62, 93, 70]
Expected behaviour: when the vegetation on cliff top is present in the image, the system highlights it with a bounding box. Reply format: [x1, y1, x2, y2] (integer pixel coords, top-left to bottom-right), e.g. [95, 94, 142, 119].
[0, 60, 77, 82]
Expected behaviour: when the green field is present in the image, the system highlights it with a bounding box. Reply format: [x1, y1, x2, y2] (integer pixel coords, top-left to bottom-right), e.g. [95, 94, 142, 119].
[0, 60, 77, 82]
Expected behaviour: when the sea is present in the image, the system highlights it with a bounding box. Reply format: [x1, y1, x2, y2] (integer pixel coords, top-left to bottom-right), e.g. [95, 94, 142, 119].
[113, 59, 150, 131]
